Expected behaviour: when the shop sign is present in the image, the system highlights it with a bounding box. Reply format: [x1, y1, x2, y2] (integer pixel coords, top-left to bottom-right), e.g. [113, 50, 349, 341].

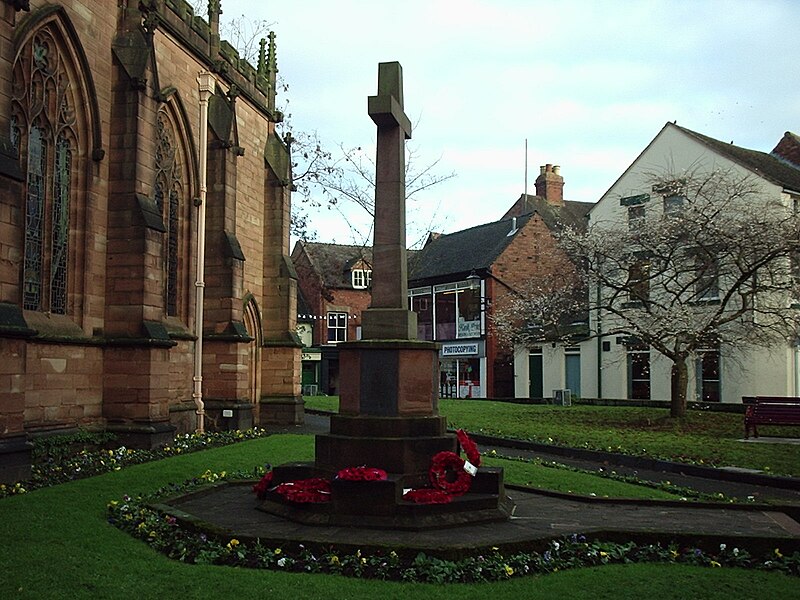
[442, 343, 479, 356]
[457, 320, 480, 338]
[301, 351, 321, 361]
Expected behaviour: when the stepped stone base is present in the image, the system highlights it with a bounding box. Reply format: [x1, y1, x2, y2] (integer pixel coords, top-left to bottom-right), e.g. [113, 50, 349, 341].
[261, 337, 510, 529]
[315, 414, 455, 487]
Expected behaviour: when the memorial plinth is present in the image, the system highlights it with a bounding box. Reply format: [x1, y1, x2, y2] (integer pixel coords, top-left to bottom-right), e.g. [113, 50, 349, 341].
[259, 62, 510, 529]
[316, 340, 453, 487]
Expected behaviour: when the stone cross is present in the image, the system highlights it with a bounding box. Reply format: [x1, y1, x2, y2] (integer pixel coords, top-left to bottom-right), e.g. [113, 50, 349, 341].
[361, 62, 417, 340]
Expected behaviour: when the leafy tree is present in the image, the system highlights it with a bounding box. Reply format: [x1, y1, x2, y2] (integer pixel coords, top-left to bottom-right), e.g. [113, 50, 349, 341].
[493, 167, 800, 418]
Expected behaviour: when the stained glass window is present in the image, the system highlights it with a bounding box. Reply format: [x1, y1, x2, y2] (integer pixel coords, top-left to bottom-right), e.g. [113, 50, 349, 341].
[14, 29, 77, 314]
[154, 110, 183, 317]
[23, 126, 46, 311]
[51, 134, 71, 314]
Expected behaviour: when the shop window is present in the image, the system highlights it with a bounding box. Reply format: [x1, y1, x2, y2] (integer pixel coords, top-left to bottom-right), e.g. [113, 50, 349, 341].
[440, 357, 482, 398]
[327, 311, 347, 343]
[457, 286, 480, 338]
[432, 282, 481, 341]
[352, 269, 371, 289]
[410, 292, 433, 340]
[435, 289, 457, 340]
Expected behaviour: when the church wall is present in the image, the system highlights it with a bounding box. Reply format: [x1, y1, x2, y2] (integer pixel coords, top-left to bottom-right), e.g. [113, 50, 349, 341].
[0, 0, 300, 481]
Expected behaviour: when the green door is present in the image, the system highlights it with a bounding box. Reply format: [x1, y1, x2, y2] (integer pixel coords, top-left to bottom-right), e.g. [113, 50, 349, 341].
[529, 352, 543, 399]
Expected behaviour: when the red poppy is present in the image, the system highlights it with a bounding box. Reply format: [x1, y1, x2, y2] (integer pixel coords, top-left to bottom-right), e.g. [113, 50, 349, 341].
[429, 451, 472, 495]
[403, 488, 452, 504]
[456, 429, 481, 467]
[275, 478, 332, 503]
[336, 466, 388, 481]
[252, 471, 274, 499]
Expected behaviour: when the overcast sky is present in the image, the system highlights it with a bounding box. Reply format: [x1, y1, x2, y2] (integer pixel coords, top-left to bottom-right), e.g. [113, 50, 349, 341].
[221, 0, 800, 247]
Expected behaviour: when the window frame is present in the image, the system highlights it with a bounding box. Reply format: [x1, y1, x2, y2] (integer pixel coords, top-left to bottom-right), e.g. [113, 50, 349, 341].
[663, 193, 685, 217]
[326, 311, 348, 344]
[14, 28, 80, 315]
[626, 341, 651, 400]
[628, 257, 651, 303]
[351, 269, 372, 289]
[694, 252, 720, 301]
[627, 204, 645, 231]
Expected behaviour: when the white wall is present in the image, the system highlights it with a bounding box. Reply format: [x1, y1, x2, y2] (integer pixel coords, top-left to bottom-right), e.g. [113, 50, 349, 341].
[568, 124, 794, 403]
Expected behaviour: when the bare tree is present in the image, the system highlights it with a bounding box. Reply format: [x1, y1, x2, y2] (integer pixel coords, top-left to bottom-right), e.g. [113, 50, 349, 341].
[192, 5, 454, 243]
[494, 167, 800, 418]
[289, 129, 455, 246]
[191, 2, 272, 62]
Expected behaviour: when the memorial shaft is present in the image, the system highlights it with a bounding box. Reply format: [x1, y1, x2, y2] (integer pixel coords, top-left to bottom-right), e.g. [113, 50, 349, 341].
[362, 62, 417, 339]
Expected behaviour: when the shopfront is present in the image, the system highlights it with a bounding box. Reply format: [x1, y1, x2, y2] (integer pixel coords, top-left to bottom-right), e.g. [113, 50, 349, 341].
[300, 350, 321, 396]
[409, 281, 483, 342]
[439, 342, 486, 398]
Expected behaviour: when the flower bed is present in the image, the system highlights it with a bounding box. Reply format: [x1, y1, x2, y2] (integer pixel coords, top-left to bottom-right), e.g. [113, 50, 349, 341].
[0, 428, 272, 500]
[107, 471, 800, 583]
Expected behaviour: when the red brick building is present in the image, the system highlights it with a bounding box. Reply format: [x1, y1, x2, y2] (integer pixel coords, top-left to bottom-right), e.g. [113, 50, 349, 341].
[291, 241, 374, 396]
[0, 1, 301, 482]
[408, 165, 591, 398]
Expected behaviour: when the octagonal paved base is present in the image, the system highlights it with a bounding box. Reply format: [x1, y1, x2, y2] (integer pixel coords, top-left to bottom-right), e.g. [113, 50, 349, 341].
[162, 482, 800, 559]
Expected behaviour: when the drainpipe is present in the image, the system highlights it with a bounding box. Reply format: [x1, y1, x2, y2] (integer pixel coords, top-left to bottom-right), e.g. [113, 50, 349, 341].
[596, 284, 603, 399]
[193, 71, 215, 433]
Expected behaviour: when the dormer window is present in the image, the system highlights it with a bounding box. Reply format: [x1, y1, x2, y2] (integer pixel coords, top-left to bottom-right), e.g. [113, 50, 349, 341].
[352, 269, 372, 289]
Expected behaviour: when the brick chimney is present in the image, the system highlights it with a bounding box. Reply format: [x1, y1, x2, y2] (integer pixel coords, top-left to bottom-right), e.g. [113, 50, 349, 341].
[772, 132, 800, 167]
[535, 164, 564, 206]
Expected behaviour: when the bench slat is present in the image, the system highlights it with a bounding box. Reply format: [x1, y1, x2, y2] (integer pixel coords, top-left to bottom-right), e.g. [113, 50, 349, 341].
[743, 401, 800, 438]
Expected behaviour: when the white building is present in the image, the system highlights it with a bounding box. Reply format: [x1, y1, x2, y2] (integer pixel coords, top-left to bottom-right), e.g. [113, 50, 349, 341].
[566, 123, 800, 404]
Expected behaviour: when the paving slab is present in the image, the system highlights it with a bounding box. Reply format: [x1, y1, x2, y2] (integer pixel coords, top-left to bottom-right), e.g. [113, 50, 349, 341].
[166, 481, 800, 558]
[240, 411, 800, 555]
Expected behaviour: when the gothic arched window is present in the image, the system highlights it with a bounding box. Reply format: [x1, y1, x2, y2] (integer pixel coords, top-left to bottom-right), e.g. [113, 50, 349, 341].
[154, 106, 189, 318]
[12, 25, 79, 314]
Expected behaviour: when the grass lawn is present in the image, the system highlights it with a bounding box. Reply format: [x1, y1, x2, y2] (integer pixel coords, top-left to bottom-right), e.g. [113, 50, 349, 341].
[304, 396, 800, 476]
[2, 435, 797, 599]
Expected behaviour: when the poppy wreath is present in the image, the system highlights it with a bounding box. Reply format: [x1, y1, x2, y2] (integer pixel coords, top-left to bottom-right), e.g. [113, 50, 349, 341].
[456, 429, 481, 467]
[252, 470, 274, 500]
[428, 451, 472, 496]
[275, 477, 332, 503]
[403, 488, 452, 504]
[336, 466, 388, 481]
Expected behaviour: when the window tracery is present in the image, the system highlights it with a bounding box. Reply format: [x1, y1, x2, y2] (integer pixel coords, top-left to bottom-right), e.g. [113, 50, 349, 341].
[154, 109, 185, 316]
[13, 28, 78, 314]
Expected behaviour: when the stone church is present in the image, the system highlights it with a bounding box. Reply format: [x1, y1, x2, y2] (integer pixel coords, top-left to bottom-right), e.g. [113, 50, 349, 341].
[0, 0, 302, 483]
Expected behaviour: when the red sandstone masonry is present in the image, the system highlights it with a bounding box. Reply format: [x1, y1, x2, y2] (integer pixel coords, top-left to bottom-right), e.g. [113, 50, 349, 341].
[0, 2, 299, 452]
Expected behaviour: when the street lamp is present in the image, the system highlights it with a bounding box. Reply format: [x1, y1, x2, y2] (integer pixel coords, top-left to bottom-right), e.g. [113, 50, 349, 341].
[466, 270, 481, 289]
[193, 71, 215, 433]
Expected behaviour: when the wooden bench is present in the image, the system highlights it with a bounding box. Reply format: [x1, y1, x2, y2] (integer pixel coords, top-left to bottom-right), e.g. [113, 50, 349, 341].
[742, 396, 800, 439]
